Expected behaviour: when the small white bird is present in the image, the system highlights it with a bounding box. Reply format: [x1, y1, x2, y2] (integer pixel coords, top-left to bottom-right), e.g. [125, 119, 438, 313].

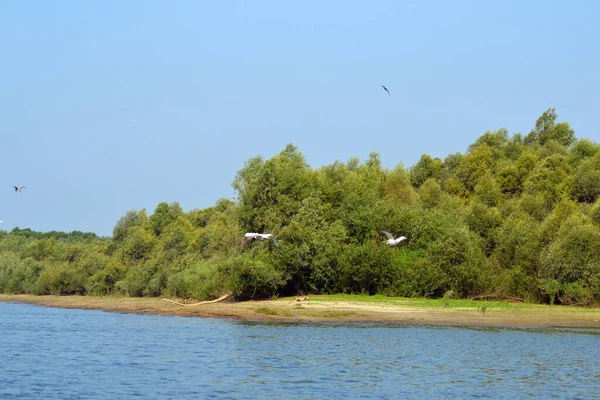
[13, 185, 26, 192]
[241, 232, 279, 248]
[381, 231, 407, 246]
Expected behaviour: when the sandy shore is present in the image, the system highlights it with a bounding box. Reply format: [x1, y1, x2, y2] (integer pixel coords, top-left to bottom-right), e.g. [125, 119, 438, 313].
[2, 294, 600, 328]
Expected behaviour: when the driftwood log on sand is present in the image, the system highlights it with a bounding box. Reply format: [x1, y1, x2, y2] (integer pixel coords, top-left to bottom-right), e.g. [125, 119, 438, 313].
[162, 293, 231, 307]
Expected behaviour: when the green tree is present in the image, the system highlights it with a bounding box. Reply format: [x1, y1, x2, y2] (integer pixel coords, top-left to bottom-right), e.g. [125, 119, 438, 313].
[385, 164, 418, 205]
[571, 155, 600, 202]
[113, 210, 149, 242]
[524, 154, 571, 208]
[410, 154, 442, 188]
[122, 226, 157, 262]
[474, 172, 502, 207]
[525, 108, 575, 147]
[149, 201, 184, 236]
[418, 179, 445, 208]
[233, 144, 310, 232]
[540, 216, 600, 304]
[568, 138, 598, 165]
[456, 144, 494, 192]
[492, 212, 542, 276]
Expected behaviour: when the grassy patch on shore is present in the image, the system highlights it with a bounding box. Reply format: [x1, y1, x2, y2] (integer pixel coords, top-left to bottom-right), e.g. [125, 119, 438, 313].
[279, 294, 600, 314]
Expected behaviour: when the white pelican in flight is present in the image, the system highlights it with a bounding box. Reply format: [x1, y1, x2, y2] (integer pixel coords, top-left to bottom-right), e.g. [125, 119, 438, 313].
[13, 186, 26, 192]
[381, 231, 407, 246]
[241, 233, 279, 248]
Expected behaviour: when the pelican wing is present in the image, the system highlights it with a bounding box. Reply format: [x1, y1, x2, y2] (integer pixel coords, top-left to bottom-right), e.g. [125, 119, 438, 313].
[380, 230, 394, 240]
[240, 236, 253, 246]
[396, 236, 407, 243]
[272, 237, 279, 248]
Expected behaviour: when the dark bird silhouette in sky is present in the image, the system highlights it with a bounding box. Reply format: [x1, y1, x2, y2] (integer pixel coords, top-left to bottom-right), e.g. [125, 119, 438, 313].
[13, 186, 26, 192]
[381, 85, 390, 96]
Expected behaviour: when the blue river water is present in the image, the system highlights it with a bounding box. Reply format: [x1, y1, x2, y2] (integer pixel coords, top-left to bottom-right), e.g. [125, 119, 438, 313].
[0, 301, 598, 399]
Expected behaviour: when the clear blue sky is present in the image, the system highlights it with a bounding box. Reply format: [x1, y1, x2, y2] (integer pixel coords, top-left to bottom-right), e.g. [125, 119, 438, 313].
[1, 0, 599, 236]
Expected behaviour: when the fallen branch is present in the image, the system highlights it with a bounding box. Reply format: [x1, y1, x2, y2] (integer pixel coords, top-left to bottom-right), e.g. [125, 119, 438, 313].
[162, 293, 231, 307]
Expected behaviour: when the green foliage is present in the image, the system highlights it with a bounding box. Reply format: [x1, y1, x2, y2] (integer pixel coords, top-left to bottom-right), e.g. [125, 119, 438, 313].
[10, 227, 98, 241]
[234, 144, 310, 231]
[491, 213, 542, 276]
[115, 257, 169, 297]
[218, 255, 285, 300]
[113, 210, 149, 243]
[1, 109, 600, 305]
[540, 217, 600, 287]
[418, 179, 444, 208]
[469, 129, 510, 161]
[166, 261, 222, 299]
[0, 253, 43, 293]
[410, 154, 442, 188]
[149, 202, 184, 236]
[497, 151, 537, 195]
[121, 226, 157, 262]
[22, 238, 56, 261]
[85, 263, 125, 295]
[497, 266, 537, 301]
[474, 172, 502, 207]
[571, 155, 600, 202]
[590, 198, 600, 225]
[338, 241, 396, 295]
[386, 164, 418, 205]
[424, 224, 488, 297]
[525, 108, 575, 147]
[524, 154, 571, 208]
[465, 202, 502, 255]
[36, 262, 86, 295]
[456, 144, 494, 191]
[569, 138, 598, 164]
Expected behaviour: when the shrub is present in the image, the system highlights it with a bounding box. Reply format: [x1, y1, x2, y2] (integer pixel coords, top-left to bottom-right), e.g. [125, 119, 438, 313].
[166, 261, 222, 300]
[218, 255, 285, 300]
[35, 262, 86, 295]
[540, 217, 600, 288]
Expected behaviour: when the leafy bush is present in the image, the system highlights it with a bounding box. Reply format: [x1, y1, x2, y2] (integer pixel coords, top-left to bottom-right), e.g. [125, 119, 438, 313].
[218, 255, 285, 300]
[166, 261, 222, 300]
[36, 262, 86, 295]
[540, 217, 600, 289]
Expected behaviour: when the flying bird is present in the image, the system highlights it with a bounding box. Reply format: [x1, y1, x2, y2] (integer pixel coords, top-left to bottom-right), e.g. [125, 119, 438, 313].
[13, 186, 26, 192]
[381, 231, 407, 246]
[380, 84, 390, 96]
[241, 233, 279, 248]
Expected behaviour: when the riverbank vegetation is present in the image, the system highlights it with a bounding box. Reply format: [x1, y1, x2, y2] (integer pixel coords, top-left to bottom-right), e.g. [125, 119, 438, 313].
[1, 109, 600, 306]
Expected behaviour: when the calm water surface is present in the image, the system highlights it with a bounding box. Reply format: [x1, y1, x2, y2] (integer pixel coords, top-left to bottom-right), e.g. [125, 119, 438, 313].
[0, 302, 598, 399]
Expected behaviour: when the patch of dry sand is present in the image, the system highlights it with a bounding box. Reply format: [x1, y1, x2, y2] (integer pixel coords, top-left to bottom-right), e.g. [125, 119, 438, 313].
[2, 294, 600, 328]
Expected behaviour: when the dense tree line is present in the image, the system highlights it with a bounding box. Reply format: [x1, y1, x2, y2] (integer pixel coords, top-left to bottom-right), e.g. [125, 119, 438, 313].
[1, 109, 600, 305]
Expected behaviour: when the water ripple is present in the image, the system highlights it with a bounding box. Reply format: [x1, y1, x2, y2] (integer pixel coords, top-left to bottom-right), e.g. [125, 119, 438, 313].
[1, 302, 599, 399]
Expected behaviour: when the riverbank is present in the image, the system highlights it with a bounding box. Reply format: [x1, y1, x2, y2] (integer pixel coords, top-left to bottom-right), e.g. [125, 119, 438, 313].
[2, 294, 600, 328]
